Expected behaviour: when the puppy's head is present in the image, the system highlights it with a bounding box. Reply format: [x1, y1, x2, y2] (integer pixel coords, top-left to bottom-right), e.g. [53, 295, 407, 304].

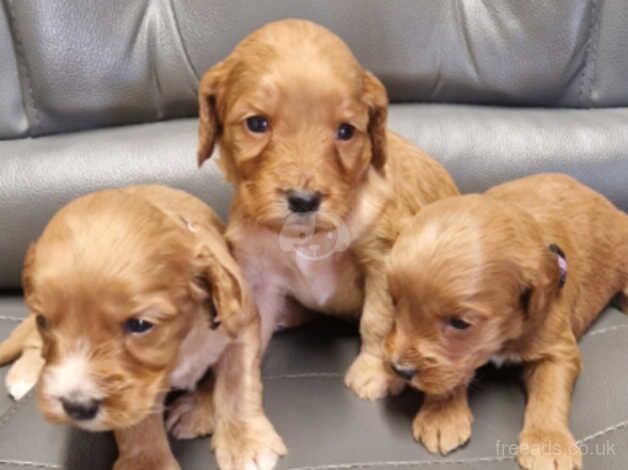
[384, 195, 562, 397]
[197, 19, 387, 231]
[23, 190, 247, 431]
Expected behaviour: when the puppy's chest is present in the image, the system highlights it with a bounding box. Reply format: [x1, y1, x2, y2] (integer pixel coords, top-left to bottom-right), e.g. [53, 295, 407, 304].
[237, 228, 363, 314]
[290, 251, 362, 312]
[169, 315, 230, 391]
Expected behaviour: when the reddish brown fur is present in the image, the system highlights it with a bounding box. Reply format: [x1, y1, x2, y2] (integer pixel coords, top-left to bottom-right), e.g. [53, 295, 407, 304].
[385, 174, 628, 469]
[197, 19, 458, 400]
[3, 186, 285, 470]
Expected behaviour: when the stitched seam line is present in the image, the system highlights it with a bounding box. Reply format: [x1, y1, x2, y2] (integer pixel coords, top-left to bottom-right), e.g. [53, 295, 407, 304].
[578, 0, 600, 106]
[0, 315, 23, 322]
[584, 324, 628, 337]
[585, 0, 602, 105]
[0, 460, 62, 469]
[166, 0, 200, 82]
[288, 455, 514, 470]
[578, 417, 628, 444]
[4, 0, 39, 135]
[0, 393, 30, 430]
[263, 372, 342, 380]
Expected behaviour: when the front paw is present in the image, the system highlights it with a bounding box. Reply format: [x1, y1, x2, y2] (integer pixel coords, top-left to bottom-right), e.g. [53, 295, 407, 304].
[166, 390, 214, 439]
[517, 427, 582, 470]
[412, 398, 472, 455]
[345, 352, 405, 400]
[213, 414, 286, 470]
[113, 452, 181, 470]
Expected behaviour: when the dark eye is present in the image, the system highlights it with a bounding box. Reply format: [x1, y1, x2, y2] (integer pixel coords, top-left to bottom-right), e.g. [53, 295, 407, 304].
[35, 314, 48, 330]
[245, 115, 268, 133]
[123, 318, 154, 334]
[336, 123, 355, 140]
[447, 317, 470, 330]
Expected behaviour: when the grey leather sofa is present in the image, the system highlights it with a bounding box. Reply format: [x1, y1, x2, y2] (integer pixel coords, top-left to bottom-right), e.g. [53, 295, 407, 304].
[1, 1, 627, 469]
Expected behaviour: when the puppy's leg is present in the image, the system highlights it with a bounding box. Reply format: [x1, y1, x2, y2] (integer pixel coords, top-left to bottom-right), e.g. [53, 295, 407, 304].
[212, 319, 286, 470]
[345, 268, 405, 400]
[6, 328, 44, 400]
[517, 336, 582, 470]
[166, 376, 215, 439]
[412, 387, 473, 455]
[113, 413, 180, 470]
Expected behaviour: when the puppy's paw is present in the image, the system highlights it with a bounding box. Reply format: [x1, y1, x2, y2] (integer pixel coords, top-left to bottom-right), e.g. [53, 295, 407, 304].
[5, 352, 44, 400]
[412, 398, 472, 455]
[166, 390, 214, 439]
[517, 427, 582, 470]
[113, 452, 181, 470]
[213, 414, 286, 470]
[345, 352, 405, 400]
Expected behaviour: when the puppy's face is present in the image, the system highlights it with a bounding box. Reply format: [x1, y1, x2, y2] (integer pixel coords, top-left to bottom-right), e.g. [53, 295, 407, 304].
[384, 196, 560, 397]
[197, 19, 388, 231]
[22, 192, 244, 431]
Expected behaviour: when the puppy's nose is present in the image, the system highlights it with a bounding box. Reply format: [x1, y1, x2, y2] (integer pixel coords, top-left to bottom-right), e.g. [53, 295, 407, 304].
[391, 362, 417, 381]
[287, 189, 321, 213]
[61, 397, 101, 421]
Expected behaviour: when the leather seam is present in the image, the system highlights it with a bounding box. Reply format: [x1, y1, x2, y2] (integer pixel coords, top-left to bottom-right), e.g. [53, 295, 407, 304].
[287, 455, 514, 469]
[578, 417, 628, 444]
[579, 0, 602, 107]
[3, 0, 39, 135]
[584, 324, 628, 337]
[166, 0, 200, 82]
[263, 372, 342, 380]
[0, 316, 24, 322]
[0, 393, 30, 431]
[0, 461, 62, 469]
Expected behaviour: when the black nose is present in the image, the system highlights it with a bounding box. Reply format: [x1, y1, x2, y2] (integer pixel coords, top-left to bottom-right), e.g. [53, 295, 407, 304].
[287, 190, 321, 213]
[61, 398, 101, 421]
[391, 363, 417, 380]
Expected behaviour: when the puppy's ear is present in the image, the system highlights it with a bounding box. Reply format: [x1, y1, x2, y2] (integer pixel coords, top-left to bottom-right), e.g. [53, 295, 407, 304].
[362, 71, 388, 171]
[21, 243, 37, 299]
[193, 245, 255, 337]
[519, 248, 561, 321]
[197, 60, 231, 168]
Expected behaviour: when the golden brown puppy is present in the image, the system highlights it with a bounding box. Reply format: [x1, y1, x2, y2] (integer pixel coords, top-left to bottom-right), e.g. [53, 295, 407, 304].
[0, 185, 285, 470]
[196, 19, 459, 400]
[385, 174, 628, 470]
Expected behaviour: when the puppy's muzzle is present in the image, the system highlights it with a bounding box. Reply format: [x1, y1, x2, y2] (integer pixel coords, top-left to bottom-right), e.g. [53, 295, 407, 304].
[286, 189, 321, 213]
[391, 362, 417, 381]
[61, 397, 101, 421]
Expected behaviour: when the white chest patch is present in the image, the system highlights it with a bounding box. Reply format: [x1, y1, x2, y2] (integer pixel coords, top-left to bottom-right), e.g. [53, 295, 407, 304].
[169, 314, 230, 391]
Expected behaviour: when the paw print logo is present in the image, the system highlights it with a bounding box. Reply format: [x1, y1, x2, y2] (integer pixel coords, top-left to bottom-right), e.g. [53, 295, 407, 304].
[278, 212, 351, 261]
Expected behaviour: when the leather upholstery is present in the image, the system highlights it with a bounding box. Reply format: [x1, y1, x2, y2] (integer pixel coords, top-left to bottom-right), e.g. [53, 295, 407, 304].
[3, 1, 628, 138]
[1, 297, 627, 469]
[0, 2, 627, 469]
[0, 4, 27, 139]
[1, 106, 627, 289]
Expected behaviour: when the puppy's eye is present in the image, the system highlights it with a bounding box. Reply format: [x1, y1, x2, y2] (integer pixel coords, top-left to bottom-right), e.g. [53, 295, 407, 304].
[447, 317, 471, 330]
[35, 314, 48, 330]
[336, 123, 355, 141]
[245, 115, 269, 133]
[123, 318, 154, 334]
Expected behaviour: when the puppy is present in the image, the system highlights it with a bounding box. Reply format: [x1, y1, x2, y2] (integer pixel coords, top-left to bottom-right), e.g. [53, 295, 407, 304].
[0, 185, 285, 470]
[196, 19, 459, 400]
[385, 174, 628, 470]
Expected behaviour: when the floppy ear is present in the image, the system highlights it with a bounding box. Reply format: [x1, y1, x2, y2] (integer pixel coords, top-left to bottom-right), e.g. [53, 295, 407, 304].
[193, 245, 255, 337]
[197, 61, 230, 168]
[362, 71, 388, 171]
[519, 247, 561, 321]
[21, 243, 37, 299]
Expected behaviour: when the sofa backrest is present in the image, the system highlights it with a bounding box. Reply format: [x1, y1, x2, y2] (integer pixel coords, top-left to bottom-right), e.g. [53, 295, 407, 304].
[2, 0, 628, 139]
